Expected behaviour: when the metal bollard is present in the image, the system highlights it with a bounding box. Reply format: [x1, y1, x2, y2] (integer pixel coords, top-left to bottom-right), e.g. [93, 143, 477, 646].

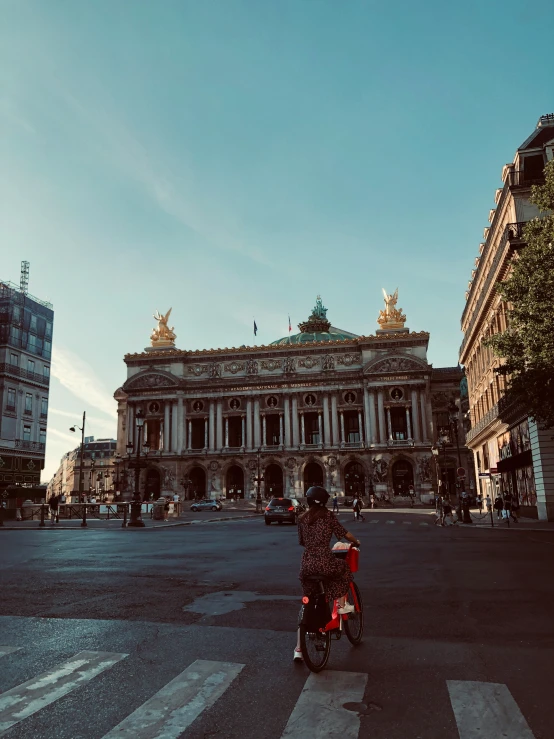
[122, 504, 127, 528]
[490, 508, 494, 528]
[40, 503, 45, 527]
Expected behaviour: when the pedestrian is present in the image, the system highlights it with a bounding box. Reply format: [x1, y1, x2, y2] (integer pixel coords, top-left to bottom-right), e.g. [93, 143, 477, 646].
[353, 497, 365, 522]
[370, 494, 375, 509]
[511, 496, 520, 522]
[476, 494, 483, 513]
[435, 495, 444, 526]
[49, 493, 59, 524]
[485, 494, 492, 514]
[163, 496, 170, 521]
[442, 498, 455, 525]
[503, 491, 518, 523]
[494, 494, 504, 520]
[332, 494, 339, 513]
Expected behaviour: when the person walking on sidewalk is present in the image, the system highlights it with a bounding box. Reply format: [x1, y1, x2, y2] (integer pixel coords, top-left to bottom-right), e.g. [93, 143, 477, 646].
[332, 494, 339, 513]
[353, 496, 365, 522]
[494, 494, 504, 520]
[476, 494, 483, 513]
[503, 491, 518, 522]
[49, 494, 59, 524]
[485, 494, 492, 515]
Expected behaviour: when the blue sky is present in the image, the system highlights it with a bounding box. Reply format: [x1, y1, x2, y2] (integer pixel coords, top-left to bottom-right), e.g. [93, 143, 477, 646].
[1, 0, 553, 479]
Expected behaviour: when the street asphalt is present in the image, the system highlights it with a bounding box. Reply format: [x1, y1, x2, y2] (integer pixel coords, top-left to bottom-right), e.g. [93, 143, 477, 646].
[1, 510, 553, 738]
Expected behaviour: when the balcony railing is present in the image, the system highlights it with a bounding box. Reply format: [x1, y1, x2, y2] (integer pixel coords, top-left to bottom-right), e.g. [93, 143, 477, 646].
[5, 404, 16, 412]
[0, 363, 50, 386]
[465, 395, 520, 444]
[506, 170, 545, 188]
[15, 439, 45, 451]
[460, 222, 526, 359]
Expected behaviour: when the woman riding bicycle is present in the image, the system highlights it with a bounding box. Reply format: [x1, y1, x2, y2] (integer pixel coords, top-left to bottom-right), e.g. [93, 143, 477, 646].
[294, 486, 360, 662]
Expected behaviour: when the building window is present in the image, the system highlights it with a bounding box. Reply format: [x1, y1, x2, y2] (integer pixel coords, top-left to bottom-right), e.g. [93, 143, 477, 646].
[43, 365, 50, 379]
[39, 428, 46, 445]
[45, 322, 52, 339]
[23, 425, 31, 442]
[7, 388, 16, 410]
[10, 353, 18, 366]
[27, 359, 35, 374]
[25, 393, 33, 413]
[30, 315, 37, 332]
[41, 397, 48, 417]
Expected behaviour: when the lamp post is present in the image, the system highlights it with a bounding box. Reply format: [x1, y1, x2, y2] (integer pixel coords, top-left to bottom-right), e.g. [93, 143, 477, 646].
[254, 450, 264, 513]
[127, 408, 150, 527]
[69, 411, 87, 528]
[114, 454, 122, 499]
[180, 476, 192, 500]
[448, 400, 471, 524]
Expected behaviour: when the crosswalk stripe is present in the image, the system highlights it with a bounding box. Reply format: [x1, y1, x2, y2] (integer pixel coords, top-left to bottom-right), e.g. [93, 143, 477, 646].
[386, 520, 395, 524]
[419, 522, 429, 526]
[281, 670, 367, 738]
[0, 647, 21, 659]
[447, 680, 535, 739]
[101, 659, 244, 739]
[0, 650, 127, 735]
[402, 521, 412, 525]
[369, 520, 379, 524]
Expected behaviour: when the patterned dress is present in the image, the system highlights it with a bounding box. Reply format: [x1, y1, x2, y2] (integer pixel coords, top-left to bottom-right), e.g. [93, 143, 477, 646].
[298, 510, 352, 600]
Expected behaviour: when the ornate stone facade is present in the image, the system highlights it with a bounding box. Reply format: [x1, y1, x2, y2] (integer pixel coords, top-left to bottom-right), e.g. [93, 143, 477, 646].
[114, 298, 470, 502]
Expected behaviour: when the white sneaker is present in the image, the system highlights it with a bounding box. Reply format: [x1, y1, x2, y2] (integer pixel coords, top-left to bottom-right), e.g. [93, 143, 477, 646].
[338, 603, 355, 615]
[293, 648, 303, 662]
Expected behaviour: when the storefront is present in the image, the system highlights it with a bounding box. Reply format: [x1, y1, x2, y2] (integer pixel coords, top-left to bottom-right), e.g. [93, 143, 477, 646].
[497, 420, 537, 511]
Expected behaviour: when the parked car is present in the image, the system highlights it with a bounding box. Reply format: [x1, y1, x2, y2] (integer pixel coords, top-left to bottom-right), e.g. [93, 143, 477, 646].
[264, 497, 305, 525]
[190, 499, 223, 512]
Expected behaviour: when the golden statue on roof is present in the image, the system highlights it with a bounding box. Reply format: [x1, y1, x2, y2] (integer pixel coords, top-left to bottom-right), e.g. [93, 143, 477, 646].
[151, 308, 177, 347]
[377, 288, 406, 330]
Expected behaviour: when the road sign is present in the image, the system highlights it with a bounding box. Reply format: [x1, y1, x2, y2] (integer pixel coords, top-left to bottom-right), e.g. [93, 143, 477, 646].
[457, 467, 466, 478]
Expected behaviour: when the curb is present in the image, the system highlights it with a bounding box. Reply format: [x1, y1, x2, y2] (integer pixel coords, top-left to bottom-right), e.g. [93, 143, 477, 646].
[0, 514, 261, 531]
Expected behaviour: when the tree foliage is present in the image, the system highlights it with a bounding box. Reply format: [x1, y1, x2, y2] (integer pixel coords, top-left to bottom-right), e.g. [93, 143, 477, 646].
[487, 159, 554, 429]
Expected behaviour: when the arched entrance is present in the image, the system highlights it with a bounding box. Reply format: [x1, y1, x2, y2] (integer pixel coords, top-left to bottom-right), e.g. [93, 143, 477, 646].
[226, 465, 244, 499]
[145, 468, 160, 500]
[391, 459, 414, 496]
[265, 464, 283, 499]
[303, 462, 324, 493]
[189, 466, 207, 500]
[344, 461, 365, 498]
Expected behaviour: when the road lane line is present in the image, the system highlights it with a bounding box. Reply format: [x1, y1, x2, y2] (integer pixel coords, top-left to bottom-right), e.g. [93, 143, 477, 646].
[0, 647, 21, 659]
[447, 680, 535, 739]
[0, 650, 127, 736]
[101, 659, 244, 739]
[281, 670, 367, 738]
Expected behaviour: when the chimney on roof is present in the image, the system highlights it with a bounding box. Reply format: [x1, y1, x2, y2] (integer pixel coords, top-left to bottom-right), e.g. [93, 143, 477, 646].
[537, 113, 554, 128]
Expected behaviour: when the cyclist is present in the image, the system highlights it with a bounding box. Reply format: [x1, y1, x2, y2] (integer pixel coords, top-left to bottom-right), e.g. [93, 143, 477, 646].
[293, 486, 360, 662]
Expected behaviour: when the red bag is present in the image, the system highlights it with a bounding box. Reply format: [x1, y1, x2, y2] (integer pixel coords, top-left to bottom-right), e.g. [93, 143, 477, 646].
[346, 546, 359, 573]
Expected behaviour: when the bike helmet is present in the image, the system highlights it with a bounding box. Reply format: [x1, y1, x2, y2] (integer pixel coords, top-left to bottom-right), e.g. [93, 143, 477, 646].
[306, 486, 330, 507]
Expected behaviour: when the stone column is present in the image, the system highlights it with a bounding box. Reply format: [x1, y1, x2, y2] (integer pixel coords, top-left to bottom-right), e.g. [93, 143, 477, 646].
[323, 394, 331, 446]
[406, 406, 412, 440]
[300, 411, 306, 445]
[279, 413, 284, 446]
[340, 410, 345, 445]
[377, 390, 386, 443]
[386, 407, 392, 440]
[164, 402, 171, 451]
[363, 387, 371, 444]
[225, 417, 229, 448]
[171, 400, 178, 452]
[369, 390, 377, 444]
[241, 415, 246, 448]
[292, 395, 300, 447]
[262, 413, 267, 447]
[178, 397, 185, 453]
[204, 417, 209, 450]
[420, 392, 429, 441]
[246, 399, 253, 450]
[318, 412, 323, 445]
[209, 401, 215, 451]
[254, 398, 261, 448]
[358, 409, 364, 444]
[187, 419, 192, 451]
[411, 389, 421, 442]
[127, 403, 134, 446]
[331, 394, 339, 446]
[216, 401, 223, 450]
[284, 396, 292, 447]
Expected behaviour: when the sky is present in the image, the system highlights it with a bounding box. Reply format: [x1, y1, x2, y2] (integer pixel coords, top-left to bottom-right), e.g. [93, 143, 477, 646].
[1, 0, 553, 481]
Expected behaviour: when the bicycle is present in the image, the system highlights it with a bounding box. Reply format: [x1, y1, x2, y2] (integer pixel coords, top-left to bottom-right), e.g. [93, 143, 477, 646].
[298, 543, 363, 672]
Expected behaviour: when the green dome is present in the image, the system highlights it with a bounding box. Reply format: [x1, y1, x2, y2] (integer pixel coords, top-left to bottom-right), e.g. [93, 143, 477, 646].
[271, 296, 359, 345]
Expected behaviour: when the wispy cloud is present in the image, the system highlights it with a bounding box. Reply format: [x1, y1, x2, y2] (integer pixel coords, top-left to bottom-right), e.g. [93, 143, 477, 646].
[47, 427, 79, 445]
[51, 346, 116, 419]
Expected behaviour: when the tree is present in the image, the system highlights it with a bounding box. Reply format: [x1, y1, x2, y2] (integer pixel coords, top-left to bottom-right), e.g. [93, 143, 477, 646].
[487, 159, 554, 429]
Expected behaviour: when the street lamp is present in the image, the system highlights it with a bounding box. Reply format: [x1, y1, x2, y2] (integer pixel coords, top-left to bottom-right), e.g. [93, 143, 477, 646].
[180, 476, 192, 500]
[69, 411, 87, 528]
[127, 408, 149, 527]
[448, 400, 471, 524]
[254, 450, 264, 513]
[114, 454, 122, 498]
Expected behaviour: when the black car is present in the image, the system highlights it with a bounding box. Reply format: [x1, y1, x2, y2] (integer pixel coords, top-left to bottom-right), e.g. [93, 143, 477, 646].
[264, 497, 305, 525]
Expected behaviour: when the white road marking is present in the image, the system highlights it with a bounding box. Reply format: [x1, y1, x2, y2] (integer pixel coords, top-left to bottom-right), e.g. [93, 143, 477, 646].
[101, 659, 244, 739]
[0, 647, 21, 659]
[447, 680, 535, 739]
[419, 522, 429, 526]
[402, 521, 412, 525]
[0, 650, 127, 735]
[282, 670, 368, 738]
[386, 520, 395, 524]
[369, 520, 379, 524]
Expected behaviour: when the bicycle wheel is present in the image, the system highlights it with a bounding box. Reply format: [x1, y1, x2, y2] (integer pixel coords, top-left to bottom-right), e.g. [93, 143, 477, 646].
[299, 625, 331, 672]
[344, 582, 364, 645]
